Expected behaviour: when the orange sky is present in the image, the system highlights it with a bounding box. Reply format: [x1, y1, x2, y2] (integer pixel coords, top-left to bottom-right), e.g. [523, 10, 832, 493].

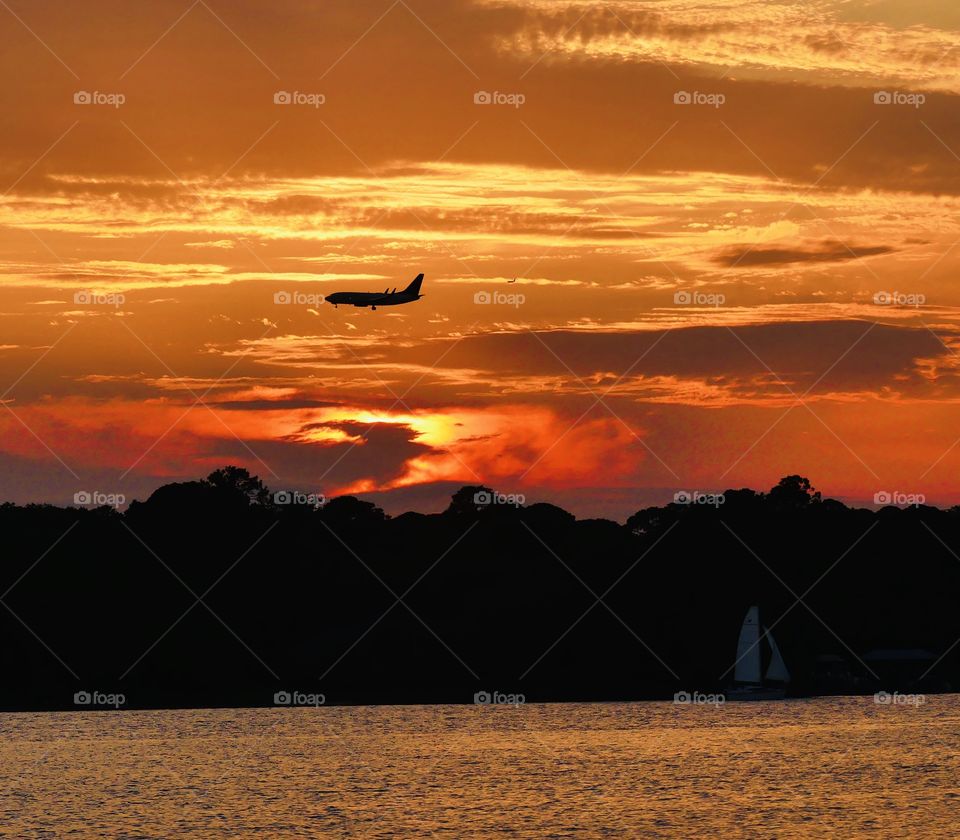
[2, 0, 960, 518]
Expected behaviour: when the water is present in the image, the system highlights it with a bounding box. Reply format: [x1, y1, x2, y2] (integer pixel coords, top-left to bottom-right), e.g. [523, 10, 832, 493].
[1, 696, 957, 837]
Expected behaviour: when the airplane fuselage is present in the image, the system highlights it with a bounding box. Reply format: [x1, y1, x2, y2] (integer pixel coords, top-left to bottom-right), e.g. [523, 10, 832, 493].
[325, 291, 418, 309]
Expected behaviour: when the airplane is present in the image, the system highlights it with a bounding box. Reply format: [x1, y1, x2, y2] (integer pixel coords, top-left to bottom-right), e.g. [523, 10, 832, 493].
[325, 273, 425, 310]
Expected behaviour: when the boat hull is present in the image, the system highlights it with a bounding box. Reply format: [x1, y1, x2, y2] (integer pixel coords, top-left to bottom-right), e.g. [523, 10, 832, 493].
[726, 685, 787, 701]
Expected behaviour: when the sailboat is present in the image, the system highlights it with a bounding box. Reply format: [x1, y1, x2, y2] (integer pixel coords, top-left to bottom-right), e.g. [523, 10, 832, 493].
[727, 605, 790, 701]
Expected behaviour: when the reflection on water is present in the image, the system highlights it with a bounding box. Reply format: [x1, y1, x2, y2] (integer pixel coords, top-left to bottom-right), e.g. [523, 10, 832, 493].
[2, 696, 958, 837]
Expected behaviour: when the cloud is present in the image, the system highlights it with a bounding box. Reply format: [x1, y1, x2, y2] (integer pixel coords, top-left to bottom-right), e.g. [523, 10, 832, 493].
[184, 239, 236, 249]
[713, 240, 896, 267]
[483, 0, 960, 92]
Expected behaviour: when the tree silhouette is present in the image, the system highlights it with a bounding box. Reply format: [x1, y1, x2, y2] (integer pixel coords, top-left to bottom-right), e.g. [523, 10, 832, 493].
[445, 485, 496, 516]
[767, 475, 821, 511]
[0, 466, 957, 710]
[319, 495, 387, 528]
[204, 466, 272, 506]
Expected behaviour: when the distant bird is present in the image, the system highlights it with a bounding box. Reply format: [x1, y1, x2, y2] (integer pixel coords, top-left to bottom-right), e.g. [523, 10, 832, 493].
[508, 277, 517, 283]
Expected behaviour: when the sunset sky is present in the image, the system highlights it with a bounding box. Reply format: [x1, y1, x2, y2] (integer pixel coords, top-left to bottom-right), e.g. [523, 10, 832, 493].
[2, 0, 960, 518]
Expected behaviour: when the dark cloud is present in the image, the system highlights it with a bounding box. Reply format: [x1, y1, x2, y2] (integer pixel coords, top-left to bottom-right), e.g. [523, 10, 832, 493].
[713, 241, 896, 267]
[215, 398, 342, 411]
[206, 418, 428, 491]
[3, 0, 960, 193]
[386, 320, 954, 400]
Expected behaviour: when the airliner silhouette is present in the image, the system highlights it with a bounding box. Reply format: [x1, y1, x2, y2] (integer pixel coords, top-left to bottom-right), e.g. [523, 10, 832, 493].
[326, 274, 424, 310]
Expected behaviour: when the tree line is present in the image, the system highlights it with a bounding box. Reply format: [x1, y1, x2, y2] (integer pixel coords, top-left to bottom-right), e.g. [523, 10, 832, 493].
[0, 469, 956, 709]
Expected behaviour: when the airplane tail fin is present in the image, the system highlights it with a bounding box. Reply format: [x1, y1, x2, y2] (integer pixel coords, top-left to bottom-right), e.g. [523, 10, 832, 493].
[403, 273, 424, 296]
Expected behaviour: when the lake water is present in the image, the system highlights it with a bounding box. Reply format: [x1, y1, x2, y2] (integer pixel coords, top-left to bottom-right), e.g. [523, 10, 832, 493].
[1, 696, 958, 837]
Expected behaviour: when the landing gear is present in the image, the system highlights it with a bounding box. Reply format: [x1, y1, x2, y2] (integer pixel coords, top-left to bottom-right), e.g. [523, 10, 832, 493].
[372, 306, 377, 311]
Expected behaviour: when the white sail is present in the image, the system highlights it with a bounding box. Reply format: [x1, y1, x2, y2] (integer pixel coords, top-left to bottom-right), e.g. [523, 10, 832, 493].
[764, 627, 790, 683]
[734, 606, 761, 684]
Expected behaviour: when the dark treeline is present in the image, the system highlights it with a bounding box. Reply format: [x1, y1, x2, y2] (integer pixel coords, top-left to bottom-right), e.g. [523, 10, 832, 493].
[1, 468, 958, 710]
